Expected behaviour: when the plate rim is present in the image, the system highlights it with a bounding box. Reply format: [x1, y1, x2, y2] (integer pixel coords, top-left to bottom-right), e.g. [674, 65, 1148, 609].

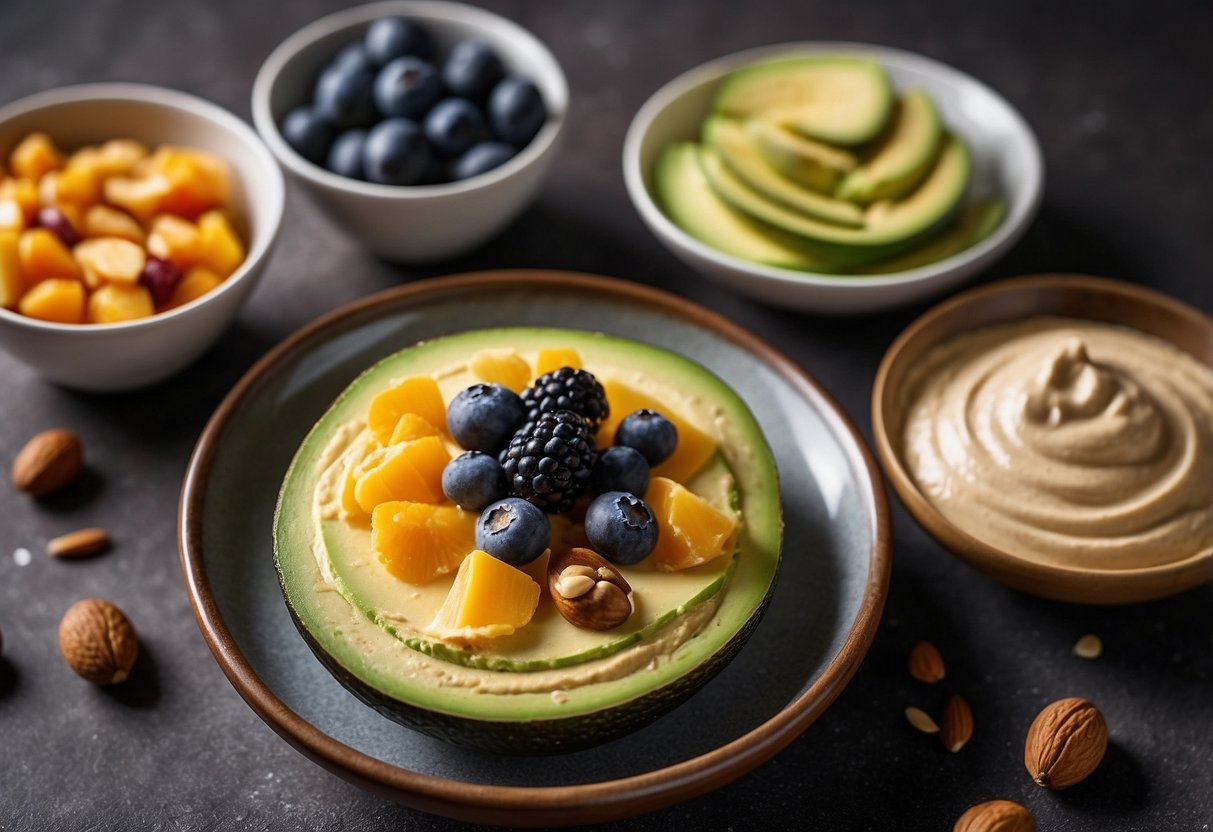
[178, 270, 892, 825]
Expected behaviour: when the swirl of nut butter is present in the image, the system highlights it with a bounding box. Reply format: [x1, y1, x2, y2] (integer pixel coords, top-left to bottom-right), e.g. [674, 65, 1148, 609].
[901, 317, 1213, 569]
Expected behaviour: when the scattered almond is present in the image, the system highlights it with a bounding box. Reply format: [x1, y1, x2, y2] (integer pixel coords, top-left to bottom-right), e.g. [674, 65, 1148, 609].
[1024, 697, 1107, 789]
[1073, 634, 1102, 660]
[908, 640, 946, 683]
[940, 694, 975, 752]
[905, 705, 940, 734]
[58, 598, 138, 685]
[47, 527, 110, 559]
[11, 428, 82, 498]
[953, 799, 1035, 832]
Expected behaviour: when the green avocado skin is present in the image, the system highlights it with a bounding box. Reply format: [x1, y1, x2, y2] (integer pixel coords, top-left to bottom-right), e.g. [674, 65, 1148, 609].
[283, 576, 777, 754]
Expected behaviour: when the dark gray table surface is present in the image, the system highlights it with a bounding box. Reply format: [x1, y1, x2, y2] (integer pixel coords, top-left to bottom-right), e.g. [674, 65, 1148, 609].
[1, 1, 1210, 829]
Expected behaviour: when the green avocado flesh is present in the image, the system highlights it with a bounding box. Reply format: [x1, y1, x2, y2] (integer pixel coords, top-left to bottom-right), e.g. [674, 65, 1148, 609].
[848, 198, 1005, 274]
[656, 142, 836, 270]
[273, 328, 782, 725]
[704, 116, 864, 227]
[698, 134, 970, 250]
[714, 56, 893, 145]
[838, 90, 942, 203]
[747, 118, 858, 193]
[655, 55, 998, 276]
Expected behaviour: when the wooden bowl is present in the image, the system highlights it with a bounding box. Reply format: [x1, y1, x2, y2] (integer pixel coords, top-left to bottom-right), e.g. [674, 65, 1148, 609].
[872, 273, 1213, 604]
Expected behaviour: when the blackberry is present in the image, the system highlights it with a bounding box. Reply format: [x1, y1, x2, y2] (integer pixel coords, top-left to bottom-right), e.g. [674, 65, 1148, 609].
[520, 367, 609, 430]
[501, 409, 597, 513]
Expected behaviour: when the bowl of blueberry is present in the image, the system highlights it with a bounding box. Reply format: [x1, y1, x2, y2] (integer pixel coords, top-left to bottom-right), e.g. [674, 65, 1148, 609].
[252, 1, 567, 262]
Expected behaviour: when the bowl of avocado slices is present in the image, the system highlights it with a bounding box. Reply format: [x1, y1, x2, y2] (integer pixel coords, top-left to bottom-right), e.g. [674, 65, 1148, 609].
[623, 42, 1043, 314]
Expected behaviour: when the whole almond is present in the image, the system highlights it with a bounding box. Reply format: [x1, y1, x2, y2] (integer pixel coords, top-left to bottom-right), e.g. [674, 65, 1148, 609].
[547, 548, 633, 630]
[12, 429, 82, 498]
[953, 800, 1035, 832]
[908, 640, 946, 683]
[940, 694, 974, 752]
[47, 527, 110, 559]
[1024, 697, 1107, 789]
[58, 598, 138, 685]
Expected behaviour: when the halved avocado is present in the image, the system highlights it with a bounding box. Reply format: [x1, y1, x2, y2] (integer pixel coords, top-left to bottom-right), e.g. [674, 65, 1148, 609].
[698, 134, 970, 253]
[747, 117, 858, 193]
[849, 199, 1005, 274]
[655, 142, 840, 271]
[703, 116, 865, 228]
[838, 91, 942, 203]
[714, 56, 893, 145]
[273, 328, 782, 753]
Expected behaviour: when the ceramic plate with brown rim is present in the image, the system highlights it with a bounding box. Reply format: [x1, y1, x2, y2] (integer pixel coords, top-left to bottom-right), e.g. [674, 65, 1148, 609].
[873, 273, 1213, 604]
[179, 271, 889, 825]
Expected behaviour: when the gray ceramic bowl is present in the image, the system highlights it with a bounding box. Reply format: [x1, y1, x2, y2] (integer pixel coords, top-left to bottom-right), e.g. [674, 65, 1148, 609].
[623, 42, 1043, 314]
[252, 1, 567, 263]
[180, 271, 890, 824]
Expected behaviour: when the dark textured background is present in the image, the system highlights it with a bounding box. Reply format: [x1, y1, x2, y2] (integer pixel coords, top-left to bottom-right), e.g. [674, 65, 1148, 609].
[1, 0, 1210, 829]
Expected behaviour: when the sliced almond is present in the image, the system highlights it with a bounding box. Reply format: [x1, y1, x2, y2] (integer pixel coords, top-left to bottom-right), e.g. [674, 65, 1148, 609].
[1073, 633, 1102, 660]
[905, 705, 940, 734]
[48, 527, 109, 559]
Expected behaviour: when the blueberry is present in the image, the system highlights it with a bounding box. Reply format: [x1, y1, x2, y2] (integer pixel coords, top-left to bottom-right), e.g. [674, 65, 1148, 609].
[424, 98, 488, 159]
[475, 497, 550, 566]
[442, 39, 505, 101]
[281, 105, 336, 165]
[450, 141, 516, 180]
[615, 409, 678, 466]
[374, 57, 443, 119]
[326, 129, 367, 179]
[361, 118, 432, 186]
[37, 206, 81, 248]
[591, 446, 650, 496]
[447, 383, 526, 452]
[364, 16, 434, 65]
[488, 75, 546, 146]
[584, 492, 659, 565]
[331, 40, 373, 75]
[314, 65, 376, 129]
[442, 451, 508, 510]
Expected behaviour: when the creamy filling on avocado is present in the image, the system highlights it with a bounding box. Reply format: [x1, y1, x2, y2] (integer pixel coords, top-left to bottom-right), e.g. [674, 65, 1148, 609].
[308, 356, 742, 693]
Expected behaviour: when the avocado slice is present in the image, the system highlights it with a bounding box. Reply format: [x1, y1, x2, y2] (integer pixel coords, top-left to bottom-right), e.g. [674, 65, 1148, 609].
[714, 56, 893, 146]
[698, 134, 971, 252]
[848, 199, 1005, 274]
[703, 117, 865, 228]
[838, 91, 942, 203]
[273, 328, 782, 751]
[746, 117, 858, 193]
[655, 142, 840, 271]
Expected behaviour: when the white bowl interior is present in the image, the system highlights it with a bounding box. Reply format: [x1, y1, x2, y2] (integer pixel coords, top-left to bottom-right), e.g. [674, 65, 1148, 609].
[624, 42, 1043, 311]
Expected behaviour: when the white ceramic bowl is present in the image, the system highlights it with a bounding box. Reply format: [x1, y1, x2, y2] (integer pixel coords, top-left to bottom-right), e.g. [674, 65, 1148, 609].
[251, 1, 567, 263]
[623, 42, 1043, 315]
[0, 84, 284, 392]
